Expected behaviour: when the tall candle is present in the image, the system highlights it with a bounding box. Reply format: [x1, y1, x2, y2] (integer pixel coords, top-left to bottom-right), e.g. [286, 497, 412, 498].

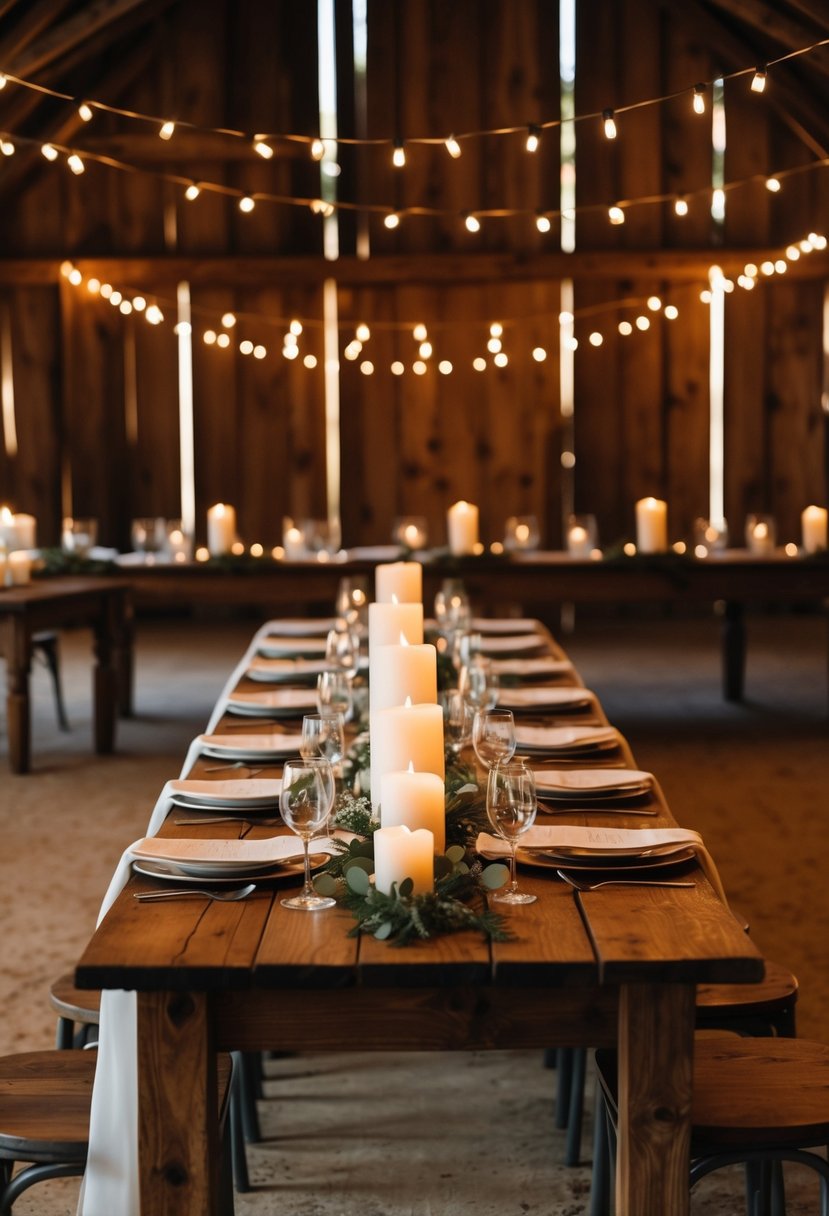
[447, 501, 479, 555]
[0, 506, 19, 550]
[635, 497, 668, 553]
[206, 503, 236, 556]
[374, 825, 434, 895]
[370, 640, 437, 712]
[370, 700, 444, 806]
[801, 505, 828, 554]
[13, 514, 36, 550]
[375, 561, 423, 604]
[380, 767, 445, 852]
[8, 551, 32, 585]
[368, 600, 423, 648]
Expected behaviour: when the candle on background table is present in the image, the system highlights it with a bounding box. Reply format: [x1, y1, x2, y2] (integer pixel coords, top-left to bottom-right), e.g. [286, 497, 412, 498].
[282, 524, 306, 559]
[368, 600, 424, 648]
[746, 516, 775, 555]
[447, 500, 479, 555]
[375, 561, 423, 604]
[801, 505, 828, 554]
[206, 503, 236, 556]
[369, 639, 437, 712]
[12, 514, 36, 550]
[370, 700, 444, 808]
[380, 766, 445, 851]
[0, 506, 20, 550]
[0, 553, 7, 586]
[8, 551, 32, 585]
[373, 824, 434, 895]
[635, 497, 668, 553]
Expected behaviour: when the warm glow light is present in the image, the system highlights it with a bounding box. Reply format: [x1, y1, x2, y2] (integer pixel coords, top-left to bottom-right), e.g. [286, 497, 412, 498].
[674, 196, 689, 217]
[761, 260, 775, 275]
[464, 213, 481, 233]
[100, 283, 113, 299]
[119, 300, 133, 315]
[525, 125, 540, 153]
[391, 361, 404, 375]
[472, 357, 486, 371]
[765, 176, 781, 192]
[284, 332, 298, 348]
[445, 135, 462, 159]
[195, 546, 209, 562]
[250, 543, 264, 557]
[493, 351, 508, 367]
[692, 84, 706, 115]
[238, 339, 253, 355]
[68, 268, 82, 286]
[602, 108, 617, 139]
[87, 278, 100, 294]
[785, 542, 799, 557]
[419, 341, 432, 358]
[700, 289, 712, 303]
[413, 323, 428, 342]
[775, 259, 787, 273]
[216, 331, 230, 347]
[41, 143, 58, 161]
[559, 311, 574, 325]
[561, 450, 576, 469]
[384, 212, 400, 229]
[221, 312, 236, 328]
[647, 295, 662, 311]
[290, 319, 303, 336]
[253, 345, 266, 359]
[438, 360, 453, 374]
[282, 345, 298, 359]
[536, 213, 551, 233]
[0, 140, 14, 156]
[360, 361, 374, 375]
[67, 153, 85, 174]
[664, 304, 679, 319]
[392, 142, 406, 168]
[253, 139, 274, 159]
[490, 322, 503, 337]
[532, 346, 547, 361]
[608, 205, 625, 225]
[413, 360, 427, 375]
[303, 354, 317, 368]
[231, 541, 244, 556]
[311, 137, 325, 160]
[588, 331, 603, 346]
[635, 315, 650, 331]
[673, 541, 687, 554]
[355, 323, 370, 342]
[184, 183, 200, 200]
[744, 263, 758, 276]
[78, 102, 94, 122]
[785, 245, 801, 260]
[239, 195, 255, 213]
[146, 304, 164, 325]
[751, 67, 767, 93]
[109, 290, 122, 305]
[159, 120, 175, 140]
[344, 342, 361, 361]
[487, 337, 502, 354]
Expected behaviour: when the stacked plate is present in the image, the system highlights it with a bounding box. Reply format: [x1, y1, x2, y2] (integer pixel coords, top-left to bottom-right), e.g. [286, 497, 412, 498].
[478, 634, 545, 656]
[247, 657, 331, 683]
[471, 617, 539, 634]
[168, 778, 282, 812]
[497, 686, 594, 713]
[226, 688, 317, 717]
[514, 724, 619, 755]
[256, 636, 329, 659]
[263, 618, 337, 637]
[532, 768, 652, 803]
[490, 657, 575, 679]
[198, 731, 302, 760]
[131, 832, 317, 885]
[520, 841, 697, 874]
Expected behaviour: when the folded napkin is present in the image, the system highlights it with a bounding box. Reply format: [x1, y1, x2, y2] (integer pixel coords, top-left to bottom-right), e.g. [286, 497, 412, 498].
[131, 834, 338, 867]
[199, 730, 302, 754]
[515, 725, 618, 750]
[262, 618, 337, 636]
[478, 634, 545, 654]
[532, 768, 652, 792]
[169, 777, 282, 803]
[490, 657, 574, 677]
[228, 688, 317, 711]
[476, 826, 727, 904]
[257, 636, 329, 657]
[498, 687, 594, 710]
[247, 656, 330, 680]
[471, 617, 539, 634]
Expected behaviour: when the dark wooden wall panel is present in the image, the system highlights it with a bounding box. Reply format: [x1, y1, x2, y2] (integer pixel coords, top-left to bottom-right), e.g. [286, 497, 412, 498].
[132, 314, 181, 519]
[665, 283, 711, 540]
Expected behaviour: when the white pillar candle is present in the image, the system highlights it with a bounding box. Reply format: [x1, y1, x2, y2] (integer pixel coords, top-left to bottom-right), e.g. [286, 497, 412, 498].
[375, 561, 423, 604]
[283, 525, 306, 558]
[567, 524, 591, 557]
[801, 505, 828, 554]
[635, 497, 668, 553]
[206, 503, 236, 556]
[370, 700, 444, 806]
[447, 500, 479, 555]
[370, 641, 437, 712]
[0, 553, 7, 586]
[748, 519, 774, 555]
[380, 767, 445, 852]
[12, 514, 36, 550]
[8, 551, 32, 585]
[374, 825, 434, 895]
[0, 506, 19, 550]
[368, 600, 423, 648]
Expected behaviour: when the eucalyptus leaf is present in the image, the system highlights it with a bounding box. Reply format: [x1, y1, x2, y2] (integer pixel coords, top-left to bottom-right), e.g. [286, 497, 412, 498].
[433, 855, 454, 880]
[346, 866, 371, 894]
[398, 877, 415, 898]
[313, 872, 339, 897]
[456, 783, 479, 795]
[343, 856, 374, 877]
[445, 845, 466, 865]
[373, 922, 393, 940]
[481, 863, 510, 890]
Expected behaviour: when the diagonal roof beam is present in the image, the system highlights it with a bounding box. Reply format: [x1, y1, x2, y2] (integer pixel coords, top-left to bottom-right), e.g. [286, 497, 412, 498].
[703, 0, 829, 49]
[7, 0, 160, 76]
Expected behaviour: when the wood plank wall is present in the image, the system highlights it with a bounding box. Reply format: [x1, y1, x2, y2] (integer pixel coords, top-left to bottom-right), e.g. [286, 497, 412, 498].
[0, 0, 826, 552]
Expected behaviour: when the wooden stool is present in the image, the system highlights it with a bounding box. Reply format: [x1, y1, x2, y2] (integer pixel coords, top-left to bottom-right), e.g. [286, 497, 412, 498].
[49, 975, 100, 1050]
[560, 960, 798, 1178]
[0, 1051, 235, 1214]
[31, 632, 69, 731]
[593, 1037, 829, 1215]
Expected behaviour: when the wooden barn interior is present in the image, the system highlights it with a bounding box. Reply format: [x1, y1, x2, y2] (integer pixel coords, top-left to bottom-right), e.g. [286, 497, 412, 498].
[0, 3, 828, 1215]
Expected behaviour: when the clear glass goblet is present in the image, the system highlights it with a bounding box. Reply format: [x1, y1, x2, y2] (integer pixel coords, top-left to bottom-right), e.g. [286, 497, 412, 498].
[486, 761, 537, 905]
[459, 656, 499, 710]
[325, 627, 361, 683]
[300, 712, 345, 771]
[439, 689, 473, 754]
[472, 708, 516, 771]
[280, 758, 337, 911]
[317, 670, 353, 721]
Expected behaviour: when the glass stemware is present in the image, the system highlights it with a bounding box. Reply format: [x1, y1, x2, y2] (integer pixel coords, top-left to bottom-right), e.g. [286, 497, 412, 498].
[439, 689, 473, 754]
[486, 761, 537, 905]
[459, 656, 499, 711]
[472, 708, 516, 770]
[325, 627, 361, 683]
[300, 712, 345, 771]
[279, 758, 337, 911]
[317, 670, 353, 721]
[335, 576, 369, 634]
[434, 579, 471, 636]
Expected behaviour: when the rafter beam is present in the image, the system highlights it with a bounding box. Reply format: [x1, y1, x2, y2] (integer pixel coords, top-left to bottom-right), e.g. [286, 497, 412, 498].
[9, 0, 158, 76]
[703, 0, 828, 48]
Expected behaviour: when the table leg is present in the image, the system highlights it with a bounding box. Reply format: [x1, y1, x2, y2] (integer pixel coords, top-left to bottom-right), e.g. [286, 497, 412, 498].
[4, 619, 31, 774]
[92, 605, 119, 753]
[616, 981, 695, 1216]
[137, 991, 220, 1215]
[115, 591, 135, 718]
[722, 601, 745, 700]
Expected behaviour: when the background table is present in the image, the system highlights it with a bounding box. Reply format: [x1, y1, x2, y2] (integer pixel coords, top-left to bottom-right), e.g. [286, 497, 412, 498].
[0, 576, 131, 773]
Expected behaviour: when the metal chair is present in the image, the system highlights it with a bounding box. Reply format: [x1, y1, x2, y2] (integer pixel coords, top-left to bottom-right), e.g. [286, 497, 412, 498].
[32, 631, 70, 731]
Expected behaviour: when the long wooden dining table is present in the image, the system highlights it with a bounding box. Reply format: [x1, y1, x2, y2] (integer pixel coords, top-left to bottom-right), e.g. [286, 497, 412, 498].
[74, 617, 763, 1216]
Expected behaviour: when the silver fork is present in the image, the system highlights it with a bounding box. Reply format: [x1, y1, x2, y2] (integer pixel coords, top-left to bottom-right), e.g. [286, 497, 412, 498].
[556, 870, 695, 892]
[203, 762, 266, 774]
[134, 883, 257, 902]
[173, 816, 281, 826]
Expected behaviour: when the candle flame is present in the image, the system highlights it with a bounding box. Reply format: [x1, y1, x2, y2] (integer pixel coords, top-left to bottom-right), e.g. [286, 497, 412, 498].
[400, 632, 409, 646]
[404, 696, 412, 708]
[391, 593, 399, 605]
[0, 505, 11, 524]
[407, 760, 415, 773]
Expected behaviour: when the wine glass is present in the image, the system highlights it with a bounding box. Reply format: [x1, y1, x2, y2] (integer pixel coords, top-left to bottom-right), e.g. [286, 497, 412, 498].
[439, 689, 473, 754]
[335, 576, 369, 633]
[434, 579, 471, 636]
[280, 758, 337, 910]
[317, 670, 352, 721]
[486, 761, 537, 905]
[459, 656, 499, 710]
[325, 627, 361, 683]
[300, 712, 345, 771]
[472, 709, 516, 770]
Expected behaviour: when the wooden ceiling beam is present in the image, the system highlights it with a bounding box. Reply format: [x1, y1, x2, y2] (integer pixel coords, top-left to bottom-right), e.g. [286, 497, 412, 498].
[0, 0, 75, 67]
[0, 250, 826, 288]
[73, 132, 307, 162]
[9, 0, 159, 76]
[702, 0, 829, 50]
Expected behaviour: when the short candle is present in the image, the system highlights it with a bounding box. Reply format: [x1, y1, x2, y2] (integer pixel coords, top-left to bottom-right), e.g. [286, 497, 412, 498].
[375, 561, 423, 604]
[206, 503, 236, 556]
[447, 501, 479, 555]
[374, 824, 434, 895]
[801, 505, 827, 554]
[380, 766, 446, 852]
[369, 640, 437, 712]
[635, 497, 668, 553]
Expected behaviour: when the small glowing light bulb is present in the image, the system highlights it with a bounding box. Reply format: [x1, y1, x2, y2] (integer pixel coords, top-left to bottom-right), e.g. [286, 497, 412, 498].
[391, 361, 404, 375]
[311, 138, 325, 160]
[216, 331, 230, 347]
[0, 140, 14, 156]
[765, 176, 781, 192]
[356, 323, 370, 342]
[532, 347, 547, 361]
[413, 323, 428, 342]
[692, 84, 706, 115]
[490, 323, 503, 338]
[392, 141, 406, 168]
[41, 143, 58, 161]
[536, 213, 551, 233]
[472, 357, 486, 371]
[525, 124, 540, 153]
[184, 183, 200, 201]
[647, 295, 662, 311]
[419, 341, 433, 359]
[67, 153, 84, 174]
[253, 138, 274, 159]
[602, 108, 617, 139]
[608, 205, 625, 225]
[674, 196, 689, 217]
[384, 212, 400, 229]
[239, 340, 253, 355]
[618, 321, 633, 335]
[664, 305, 679, 320]
[159, 120, 175, 140]
[588, 331, 603, 347]
[78, 102, 94, 122]
[438, 360, 453, 374]
[464, 213, 481, 233]
[445, 135, 462, 159]
[239, 195, 255, 213]
[253, 345, 266, 359]
[751, 66, 767, 93]
[221, 312, 236, 329]
[68, 268, 82, 286]
[290, 319, 303, 336]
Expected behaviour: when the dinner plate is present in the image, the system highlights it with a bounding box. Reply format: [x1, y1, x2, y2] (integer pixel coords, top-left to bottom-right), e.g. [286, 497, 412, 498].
[246, 657, 331, 683]
[133, 857, 321, 884]
[531, 768, 652, 794]
[490, 657, 575, 679]
[471, 617, 540, 635]
[226, 689, 317, 717]
[537, 786, 651, 805]
[515, 726, 619, 754]
[169, 778, 282, 808]
[497, 687, 594, 711]
[478, 635, 546, 655]
[261, 618, 337, 637]
[256, 637, 329, 659]
[516, 847, 697, 875]
[198, 732, 302, 760]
